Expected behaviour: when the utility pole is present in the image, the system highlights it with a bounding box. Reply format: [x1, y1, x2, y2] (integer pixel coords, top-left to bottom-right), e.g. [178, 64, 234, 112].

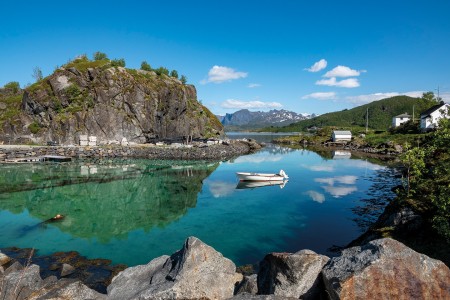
[413, 105, 415, 122]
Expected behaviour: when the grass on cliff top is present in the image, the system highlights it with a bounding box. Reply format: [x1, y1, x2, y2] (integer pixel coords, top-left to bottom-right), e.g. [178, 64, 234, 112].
[63, 57, 111, 72]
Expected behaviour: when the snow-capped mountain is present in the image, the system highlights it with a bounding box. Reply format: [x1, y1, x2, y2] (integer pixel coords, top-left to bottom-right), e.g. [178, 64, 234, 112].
[216, 109, 316, 129]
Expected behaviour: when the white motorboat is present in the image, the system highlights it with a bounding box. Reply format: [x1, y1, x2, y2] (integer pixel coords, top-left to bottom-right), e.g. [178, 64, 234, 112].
[236, 170, 288, 181]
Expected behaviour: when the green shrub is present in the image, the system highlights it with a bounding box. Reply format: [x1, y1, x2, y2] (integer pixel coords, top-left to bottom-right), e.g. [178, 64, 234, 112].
[154, 67, 169, 76]
[93, 51, 108, 61]
[170, 70, 179, 79]
[111, 58, 126, 67]
[141, 61, 152, 71]
[28, 121, 41, 134]
[3, 81, 20, 93]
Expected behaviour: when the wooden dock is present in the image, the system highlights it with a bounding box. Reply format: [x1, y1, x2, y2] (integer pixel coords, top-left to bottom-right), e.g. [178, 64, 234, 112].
[5, 155, 72, 163]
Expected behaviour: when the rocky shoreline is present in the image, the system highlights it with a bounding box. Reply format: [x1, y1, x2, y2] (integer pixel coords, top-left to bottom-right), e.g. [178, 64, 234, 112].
[0, 139, 262, 162]
[1, 236, 449, 299]
[274, 138, 404, 157]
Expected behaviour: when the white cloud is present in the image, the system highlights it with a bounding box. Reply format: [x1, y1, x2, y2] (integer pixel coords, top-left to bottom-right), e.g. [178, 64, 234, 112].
[440, 92, 450, 102]
[316, 77, 360, 88]
[305, 165, 335, 172]
[221, 99, 283, 109]
[305, 59, 327, 72]
[201, 65, 248, 84]
[234, 155, 283, 164]
[207, 181, 236, 198]
[248, 83, 261, 88]
[302, 92, 336, 100]
[345, 91, 424, 105]
[305, 191, 326, 203]
[324, 65, 361, 78]
[315, 175, 358, 186]
[322, 186, 358, 198]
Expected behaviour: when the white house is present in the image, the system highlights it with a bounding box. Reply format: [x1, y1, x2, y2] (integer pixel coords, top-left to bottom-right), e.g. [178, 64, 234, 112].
[332, 130, 352, 142]
[420, 102, 450, 131]
[392, 113, 411, 128]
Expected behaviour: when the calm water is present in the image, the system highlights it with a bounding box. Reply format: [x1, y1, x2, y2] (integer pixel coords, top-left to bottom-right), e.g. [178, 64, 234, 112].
[0, 142, 397, 266]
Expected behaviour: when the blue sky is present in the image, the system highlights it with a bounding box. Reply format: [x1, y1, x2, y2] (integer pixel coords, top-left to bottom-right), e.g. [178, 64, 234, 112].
[1, 0, 449, 115]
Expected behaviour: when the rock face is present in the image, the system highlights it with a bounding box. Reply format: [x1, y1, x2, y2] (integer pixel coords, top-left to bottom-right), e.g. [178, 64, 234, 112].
[107, 236, 238, 300]
[0, 57, 223, 145]
[257, 249, 329, 299]
[322, 238, 450, 300]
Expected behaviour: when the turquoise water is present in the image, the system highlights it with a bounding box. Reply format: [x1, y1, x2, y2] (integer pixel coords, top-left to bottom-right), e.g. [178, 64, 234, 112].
[0, 145, 397, 266]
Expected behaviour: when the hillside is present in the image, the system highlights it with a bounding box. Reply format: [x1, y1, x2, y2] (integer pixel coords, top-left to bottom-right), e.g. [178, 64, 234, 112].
[216, 109, 312, 131]
[0, 56, 223, 145]
[262, 96, 436, 132]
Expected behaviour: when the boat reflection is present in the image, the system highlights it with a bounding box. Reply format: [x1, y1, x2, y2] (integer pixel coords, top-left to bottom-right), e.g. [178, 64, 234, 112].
[236, 180, 288, 190]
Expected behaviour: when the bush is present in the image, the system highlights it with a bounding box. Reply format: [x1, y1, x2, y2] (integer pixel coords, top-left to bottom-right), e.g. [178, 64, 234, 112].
[180, 75, 187, 84]
[141, 61, 152, 71]
[93, 51, 108, 61]
[111, 58, 126, 67]
[170, 70, 179, 79]
[154, 67, 169, 76]
[3, 81, 20, 93]
[28, 121, 41, 134]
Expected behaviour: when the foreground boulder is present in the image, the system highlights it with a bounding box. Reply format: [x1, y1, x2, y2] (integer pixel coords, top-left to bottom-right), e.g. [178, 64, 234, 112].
[107, 236, 238, 299]
[322, 238, 450, 299]
[0, 262, 105, 300]
[257, 249, 329, 299]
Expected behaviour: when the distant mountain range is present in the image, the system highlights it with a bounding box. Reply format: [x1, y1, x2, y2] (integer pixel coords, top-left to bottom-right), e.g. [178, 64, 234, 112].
[216, 109, 316, 130]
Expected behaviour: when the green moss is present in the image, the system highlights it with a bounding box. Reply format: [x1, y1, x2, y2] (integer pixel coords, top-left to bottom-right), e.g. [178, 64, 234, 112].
[28, 121, 41, 134]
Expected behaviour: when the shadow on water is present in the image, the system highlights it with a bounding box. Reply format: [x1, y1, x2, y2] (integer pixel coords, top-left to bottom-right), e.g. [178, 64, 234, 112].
[0, 159, 219, 243]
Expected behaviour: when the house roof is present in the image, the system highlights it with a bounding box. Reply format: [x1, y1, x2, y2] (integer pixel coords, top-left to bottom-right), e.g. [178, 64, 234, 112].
[333, 130, 352, 135]
[394, 113, 411, 118]
[420, 102, 448, 118]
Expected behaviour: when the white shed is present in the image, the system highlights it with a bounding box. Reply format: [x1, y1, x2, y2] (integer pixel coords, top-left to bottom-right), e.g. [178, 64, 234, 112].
[392, 113, 411, 127]
[332, 130, 352, 142]
[420, 102, 450, 131]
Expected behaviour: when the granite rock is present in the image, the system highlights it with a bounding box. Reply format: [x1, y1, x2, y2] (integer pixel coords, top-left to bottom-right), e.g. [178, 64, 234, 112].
[257, 249, 329, 299]
[108, 236, 238, 300]
[322, 238, 450, 299]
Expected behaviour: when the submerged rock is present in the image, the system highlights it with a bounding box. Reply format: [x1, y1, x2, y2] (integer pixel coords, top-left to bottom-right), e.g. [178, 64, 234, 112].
[108, 236, 238, 300]
[257, 249, 329, 299]
[322, 238, 450, 299]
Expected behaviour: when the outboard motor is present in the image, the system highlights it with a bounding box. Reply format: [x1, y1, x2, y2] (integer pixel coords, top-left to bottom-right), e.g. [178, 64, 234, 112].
[279, 170, 289, 179]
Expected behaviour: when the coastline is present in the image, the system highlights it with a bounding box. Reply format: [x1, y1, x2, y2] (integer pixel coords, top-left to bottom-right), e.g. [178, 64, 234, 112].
[0, 139, 262, 163]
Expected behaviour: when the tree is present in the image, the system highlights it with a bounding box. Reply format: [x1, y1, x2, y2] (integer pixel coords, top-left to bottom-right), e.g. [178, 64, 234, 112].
[180, 75, 187, 84]
[170, 70, 179, 79]
[111, 58, 126, 67]
[93, 51, 108, 61]
[400, 144, 426, 196]
[154, 67, 169, 76]
[141, 61, 152, 71]
[3, 81, 20, 93]
[32, 67, 43, 82]
[422, 91, 439, 103]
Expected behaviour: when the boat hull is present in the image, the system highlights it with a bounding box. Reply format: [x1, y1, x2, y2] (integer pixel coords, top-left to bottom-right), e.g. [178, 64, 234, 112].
[236, 172, 286, 181]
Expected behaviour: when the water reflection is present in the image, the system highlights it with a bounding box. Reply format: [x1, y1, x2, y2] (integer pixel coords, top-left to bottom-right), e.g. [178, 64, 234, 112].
[0, 160, 218, 242]
[236, 180, 288, 189]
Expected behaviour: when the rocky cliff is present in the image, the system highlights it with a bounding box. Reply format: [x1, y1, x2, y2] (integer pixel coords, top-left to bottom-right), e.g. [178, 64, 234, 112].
[0, 57, 223, 145]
